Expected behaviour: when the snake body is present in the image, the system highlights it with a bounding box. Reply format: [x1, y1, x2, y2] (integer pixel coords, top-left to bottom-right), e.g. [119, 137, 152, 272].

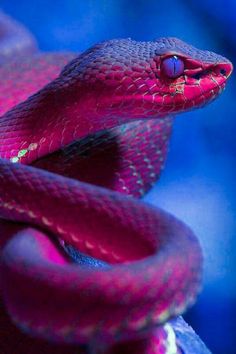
[0, 12, 233, 354]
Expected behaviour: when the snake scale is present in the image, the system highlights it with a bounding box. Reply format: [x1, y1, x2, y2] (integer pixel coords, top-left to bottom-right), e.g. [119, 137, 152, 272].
[0, 10, 233, 354]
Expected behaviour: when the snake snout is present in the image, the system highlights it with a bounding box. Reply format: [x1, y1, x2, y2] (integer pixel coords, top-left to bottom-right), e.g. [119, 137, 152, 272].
[214, 61, 233, 79]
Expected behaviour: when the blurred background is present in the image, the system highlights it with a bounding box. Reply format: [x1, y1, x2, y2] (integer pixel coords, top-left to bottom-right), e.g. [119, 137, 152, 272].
[0, 1, 235, 352]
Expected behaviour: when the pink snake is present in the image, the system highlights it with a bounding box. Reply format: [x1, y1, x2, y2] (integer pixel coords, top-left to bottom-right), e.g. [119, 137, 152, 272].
[0, 10, 233, 354]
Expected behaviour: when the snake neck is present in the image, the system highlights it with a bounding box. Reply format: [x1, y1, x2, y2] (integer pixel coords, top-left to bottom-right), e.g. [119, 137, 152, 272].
[0, 78, 167, 165]
[0, 81, 122, 164]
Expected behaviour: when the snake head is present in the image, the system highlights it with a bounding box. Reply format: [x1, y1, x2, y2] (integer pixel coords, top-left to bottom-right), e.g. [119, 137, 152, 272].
[60, 37, 233, 119]
[3, 38, 232, 164]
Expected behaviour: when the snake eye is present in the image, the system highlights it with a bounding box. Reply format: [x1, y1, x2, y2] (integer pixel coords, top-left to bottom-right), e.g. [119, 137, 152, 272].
[161, 55, 184, 78]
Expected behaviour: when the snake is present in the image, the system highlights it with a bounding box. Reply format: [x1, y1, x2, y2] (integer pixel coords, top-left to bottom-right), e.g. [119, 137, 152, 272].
[0, 10, 233, 354]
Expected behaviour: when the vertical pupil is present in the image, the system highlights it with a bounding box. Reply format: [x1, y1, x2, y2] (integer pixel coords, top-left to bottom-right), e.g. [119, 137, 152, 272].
[173, 56, 178, 75]
[162, 55, 184, 78]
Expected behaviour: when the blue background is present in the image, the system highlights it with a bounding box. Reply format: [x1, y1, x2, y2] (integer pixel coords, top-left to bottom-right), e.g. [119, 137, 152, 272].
[0, 1, 235, 353]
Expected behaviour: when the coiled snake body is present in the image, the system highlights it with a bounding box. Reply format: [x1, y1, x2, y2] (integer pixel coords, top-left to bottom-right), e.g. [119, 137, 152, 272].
[0, 11, 233, 354]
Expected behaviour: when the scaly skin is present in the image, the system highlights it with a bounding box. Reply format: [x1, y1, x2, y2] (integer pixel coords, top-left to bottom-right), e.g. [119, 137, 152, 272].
[0, 12, 233, 354]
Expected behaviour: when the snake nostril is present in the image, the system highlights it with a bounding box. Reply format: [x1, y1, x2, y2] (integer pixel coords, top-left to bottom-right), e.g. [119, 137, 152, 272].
[220, 68, 227, 76]
[216, 62, 233, 77]
[191, 72, 202, 80]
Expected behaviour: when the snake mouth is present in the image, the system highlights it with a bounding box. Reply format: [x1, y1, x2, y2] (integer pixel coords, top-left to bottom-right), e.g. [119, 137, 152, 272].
[152, 61, 232, 112]
[181, 62, 232, 110]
